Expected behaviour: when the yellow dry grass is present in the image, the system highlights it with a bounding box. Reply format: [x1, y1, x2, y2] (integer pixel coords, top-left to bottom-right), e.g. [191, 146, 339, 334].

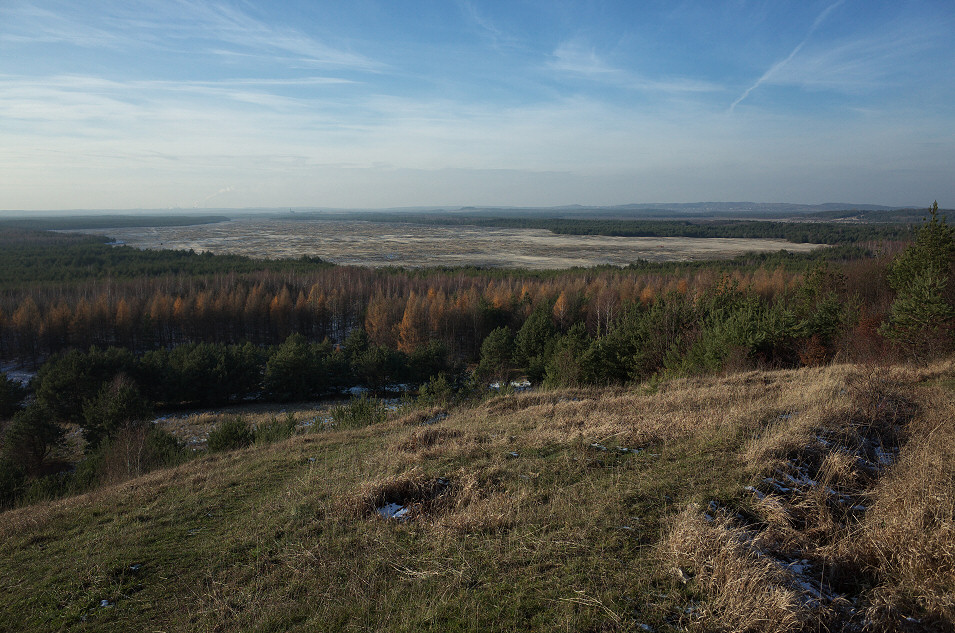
[661, 359, 955, 632]
[3, 360, 954, 631]
[662, 507, 826, 633]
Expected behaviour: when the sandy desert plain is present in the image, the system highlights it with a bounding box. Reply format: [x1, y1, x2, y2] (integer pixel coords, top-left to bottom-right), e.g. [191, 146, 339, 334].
[77, 217, 821, 268]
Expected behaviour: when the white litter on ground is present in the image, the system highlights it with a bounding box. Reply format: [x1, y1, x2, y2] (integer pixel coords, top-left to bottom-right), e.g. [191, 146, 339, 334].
[377, 503, 410, 521]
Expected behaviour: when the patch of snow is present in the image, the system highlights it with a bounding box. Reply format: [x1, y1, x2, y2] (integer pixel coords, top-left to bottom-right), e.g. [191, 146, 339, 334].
[489, 379, 533, 391]
[377, 503, 409, 521]
[776, 467, 818, 488]
[785, 559, 812, 576]
[0, 363, 35, 385]
[763, 477, 792, 494]
[873, 446, 896, 466]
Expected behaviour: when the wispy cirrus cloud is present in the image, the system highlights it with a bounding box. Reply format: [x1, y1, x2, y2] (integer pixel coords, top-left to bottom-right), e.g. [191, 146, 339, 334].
[760, 21, 942, 93]
[177, 1, 381, 70]
[0, 73, 354, 123]
[730, 0, 846, 111]
[549, 40, 722, 94]
[0, 3, 126, 47]
[456, 0, 518, 50]
[549, 40, 622, 77]
[1, 0, 381, 71]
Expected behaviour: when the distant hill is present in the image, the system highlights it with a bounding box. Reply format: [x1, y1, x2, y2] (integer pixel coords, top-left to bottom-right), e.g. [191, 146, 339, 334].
[0, 214, 230, 231]
[4, 202, 946, 224]
[804, 208, 944, 223]
[448, 202, 916, 221]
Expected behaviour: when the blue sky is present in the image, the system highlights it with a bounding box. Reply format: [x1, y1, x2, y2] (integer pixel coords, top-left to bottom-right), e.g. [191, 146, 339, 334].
[1, 0, 953, 210]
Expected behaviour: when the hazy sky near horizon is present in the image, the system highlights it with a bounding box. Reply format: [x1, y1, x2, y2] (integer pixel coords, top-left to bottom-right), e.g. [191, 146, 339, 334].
[2, 0, 953, 211]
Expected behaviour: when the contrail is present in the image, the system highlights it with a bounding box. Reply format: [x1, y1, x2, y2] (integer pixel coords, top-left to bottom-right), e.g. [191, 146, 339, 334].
[730, 0, 846, 112]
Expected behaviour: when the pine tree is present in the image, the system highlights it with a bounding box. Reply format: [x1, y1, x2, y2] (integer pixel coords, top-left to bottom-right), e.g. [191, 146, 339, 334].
[882, 201, 955, 358]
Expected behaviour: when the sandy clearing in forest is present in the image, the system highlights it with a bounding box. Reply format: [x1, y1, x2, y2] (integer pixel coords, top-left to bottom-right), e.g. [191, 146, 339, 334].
[76, 218, 822, 269]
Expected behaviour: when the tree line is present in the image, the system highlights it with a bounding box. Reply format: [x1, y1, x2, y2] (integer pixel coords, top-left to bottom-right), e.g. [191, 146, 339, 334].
[331, 213, 917, 244]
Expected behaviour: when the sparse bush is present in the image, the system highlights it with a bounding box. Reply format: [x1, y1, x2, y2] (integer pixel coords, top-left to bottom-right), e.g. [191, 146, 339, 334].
[330, 394, 387, 429]
[416, 373, 457, 407]
[73, 424, 186, 488]
[254, 413, 297, 445]
[415, 371, 480, 408]
[0, 373, 26, 419]
[207, 416, 254, 452]
[0, 458, 25, 509]
[19, 472, 72, 506]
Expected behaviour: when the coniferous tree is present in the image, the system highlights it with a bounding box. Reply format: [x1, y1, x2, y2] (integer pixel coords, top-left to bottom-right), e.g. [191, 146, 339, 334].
[882, 202, 955, 357]
[3, 404, 64, 474]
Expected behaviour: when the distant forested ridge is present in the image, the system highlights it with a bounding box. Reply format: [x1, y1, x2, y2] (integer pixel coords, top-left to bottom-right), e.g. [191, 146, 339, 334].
[0, 214, 230, 231]
[463, 217, 913, 244]
[312, 213, 916, 245]
[0, 228, 330, 287]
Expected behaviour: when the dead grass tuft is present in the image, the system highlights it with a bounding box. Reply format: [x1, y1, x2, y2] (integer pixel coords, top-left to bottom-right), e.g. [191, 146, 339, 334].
[662, 506, 827, 633]
[390, 406, 448, 427]
[435, 471, 523, 534]
[395, 427, 462, 453]
[662, 363, 955, 631]
[483, 388, 606, 415]
[851, 385, 955, 626]
[743, 366, 918, 551]
[344, 468, 456, 521]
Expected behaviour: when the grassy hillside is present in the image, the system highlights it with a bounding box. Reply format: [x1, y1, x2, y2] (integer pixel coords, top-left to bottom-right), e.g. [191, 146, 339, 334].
[1, 363, 953, 632]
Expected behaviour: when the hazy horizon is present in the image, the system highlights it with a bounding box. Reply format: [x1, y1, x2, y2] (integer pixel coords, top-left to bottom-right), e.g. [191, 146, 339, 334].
[0, 200, 931, 217]
[2, 1, 953, 210]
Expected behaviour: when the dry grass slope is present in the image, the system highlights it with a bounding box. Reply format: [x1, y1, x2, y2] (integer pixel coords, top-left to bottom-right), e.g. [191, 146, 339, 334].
[0, 362, 952, 632]
[664, 362, 955, 632]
